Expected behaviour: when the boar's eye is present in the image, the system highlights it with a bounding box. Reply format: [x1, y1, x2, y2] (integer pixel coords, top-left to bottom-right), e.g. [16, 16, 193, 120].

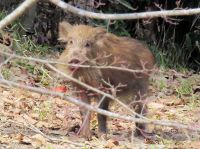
[68, 40, 73, 45]
[85, 41, 91, 48]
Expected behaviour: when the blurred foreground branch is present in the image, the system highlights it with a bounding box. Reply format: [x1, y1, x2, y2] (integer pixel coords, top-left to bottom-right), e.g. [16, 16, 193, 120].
[0, 0, 39, 29]
[49, 0, 200, 20]
[0, 45, 147, 119]
[0, 45, 199, 133]
[0, 47, 158, 74]
[0, 78, 199, 133]
[0, 0, 200, 30]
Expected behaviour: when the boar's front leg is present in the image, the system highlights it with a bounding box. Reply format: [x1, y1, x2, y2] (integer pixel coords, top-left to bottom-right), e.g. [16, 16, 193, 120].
[77, 93, 91, 139]
[134, 100, 148, 136]
[97, 98, 110, 137]
[133, 79, 149, 137]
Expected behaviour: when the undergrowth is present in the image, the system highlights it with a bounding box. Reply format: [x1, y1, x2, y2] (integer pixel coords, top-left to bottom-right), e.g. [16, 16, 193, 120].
[0, 10, 50, 56]
[1, 1, 199, 71]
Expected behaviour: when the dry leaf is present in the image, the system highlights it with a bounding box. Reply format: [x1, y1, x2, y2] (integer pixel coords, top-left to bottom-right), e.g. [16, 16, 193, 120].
[105, 139, 119, 148]
[23, 114, 38, 124]
[21, 136, 32, 144]
[31, 134, 47, 147]
[36, 121, 50, 128]
[30, 92, 41, 99]
[148, 102, 164, 109]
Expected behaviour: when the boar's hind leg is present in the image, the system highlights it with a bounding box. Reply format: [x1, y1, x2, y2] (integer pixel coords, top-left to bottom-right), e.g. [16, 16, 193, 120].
[97, 98, 110, 134]
[134, 79, 148, 136]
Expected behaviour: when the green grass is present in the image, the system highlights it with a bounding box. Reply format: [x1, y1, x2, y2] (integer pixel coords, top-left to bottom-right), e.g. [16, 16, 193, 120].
[0, 10, 50, 56]
[38, 66, 51, 86]
[1, 68, 11, 80]
[14, 60, 36, 73]
[12, 60, 51, 87]
[34, 101, 53, 121]
[175, 80, 193, 98]
[0, 10, 6, 20]
[12, 26, 50, 56]
[158, 79, 167, 91]
[1, 9, 52, 86]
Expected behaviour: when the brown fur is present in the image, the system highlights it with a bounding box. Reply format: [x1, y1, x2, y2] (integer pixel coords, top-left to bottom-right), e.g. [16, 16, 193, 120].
[57, 21, 155, 139]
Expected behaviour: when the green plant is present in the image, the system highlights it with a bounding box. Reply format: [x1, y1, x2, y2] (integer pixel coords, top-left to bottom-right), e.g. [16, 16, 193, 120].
[35, 101, 52, 121]
[1, 68, 11, 80]
[158, 79, 167, 91]
[149, 45, 168, 68]
[116, 0, 136, 11]
[0, 15, 50, 56]
[82, 145, 89, 149]
[12, 30, 49, 56]
[12, 60, 51, 86]
[15, 60, 35, 73]
[0, 10, 6, 20]
[39, 66, 51, 86]
[46, 145, 54, 149]
[176, 80, 193, 98]
[187, 95, 199, 110]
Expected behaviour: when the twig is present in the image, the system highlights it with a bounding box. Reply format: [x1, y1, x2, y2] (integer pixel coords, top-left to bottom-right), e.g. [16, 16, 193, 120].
[49, 0, 200, 20]
[0, 45, 158, 74]
[0, 54, 15, 79]
[7, 119, 83, 147]
[0, 78, 200, 132]
[0, 45, 152, 119]
[47, 63, 146, 119]
[0, 55, 14, 68]
[0, 0, 39, 29]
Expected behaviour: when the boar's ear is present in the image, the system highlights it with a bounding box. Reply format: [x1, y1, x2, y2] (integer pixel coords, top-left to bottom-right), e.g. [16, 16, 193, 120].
[94, 27, 107, 39]
[58, 21, 73, 42]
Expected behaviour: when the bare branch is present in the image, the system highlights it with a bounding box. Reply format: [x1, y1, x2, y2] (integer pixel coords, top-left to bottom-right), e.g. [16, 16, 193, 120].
[0, 55, 14, 68]
[0, 0, 199, 30]
[49, 0, 200, 20]
[0, 45, 154, 119]
[0, 45, 158, 74]
[0, 0, 39, 30]
[0, 78, 199, 132]
[46, 63, 144, 119]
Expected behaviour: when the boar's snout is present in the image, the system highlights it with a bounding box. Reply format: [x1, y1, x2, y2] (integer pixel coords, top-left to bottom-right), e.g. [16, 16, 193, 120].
[68, 58, 82, 72]
[68, 59, 81, 65]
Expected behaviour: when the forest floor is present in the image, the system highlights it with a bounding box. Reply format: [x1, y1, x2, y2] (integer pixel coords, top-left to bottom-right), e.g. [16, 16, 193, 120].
[0, 58, 200, 149]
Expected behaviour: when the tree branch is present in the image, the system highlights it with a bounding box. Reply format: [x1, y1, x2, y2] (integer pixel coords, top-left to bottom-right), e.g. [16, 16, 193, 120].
[0, 78, 199, 133]
[46, 63, 145, 119]
[0, 0, 39, 30]
[0, 45, 146, 118]
[49, 0, 200, 20]
[0, 45, 158, 74]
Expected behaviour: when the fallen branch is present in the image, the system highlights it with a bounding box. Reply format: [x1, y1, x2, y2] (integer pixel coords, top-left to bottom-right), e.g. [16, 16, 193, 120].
[6, 119, 83, 147]
[49, 0, 200, 20]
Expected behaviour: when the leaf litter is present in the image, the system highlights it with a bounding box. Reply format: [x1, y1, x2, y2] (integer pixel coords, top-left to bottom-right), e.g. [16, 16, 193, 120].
[0, 60, 200, 148]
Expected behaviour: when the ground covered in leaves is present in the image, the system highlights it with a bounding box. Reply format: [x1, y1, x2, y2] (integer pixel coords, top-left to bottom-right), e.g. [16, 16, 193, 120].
[0, 60, 200, 148]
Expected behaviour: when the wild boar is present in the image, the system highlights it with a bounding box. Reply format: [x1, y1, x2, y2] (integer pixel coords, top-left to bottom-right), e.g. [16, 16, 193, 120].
[57, 21, 155, 139]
